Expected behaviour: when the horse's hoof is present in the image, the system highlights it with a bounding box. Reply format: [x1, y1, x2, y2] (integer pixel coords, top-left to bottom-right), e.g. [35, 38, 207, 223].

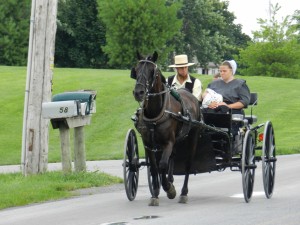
[178, 195, 188, 204]
[148, 197, 159, 206]
[167, 183, 176, 199]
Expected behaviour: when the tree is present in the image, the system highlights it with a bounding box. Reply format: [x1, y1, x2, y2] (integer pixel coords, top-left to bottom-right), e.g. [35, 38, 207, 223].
[55, 0, 107, 68]
[169, 0, 250, 70]
[292, 10, 300, 43]
[0, 0, 31, 66]
[99, 0, 182, 68]
[173, 0, 227, 67]
[238, 3, 300, 79]
[215, 1, 251, 60]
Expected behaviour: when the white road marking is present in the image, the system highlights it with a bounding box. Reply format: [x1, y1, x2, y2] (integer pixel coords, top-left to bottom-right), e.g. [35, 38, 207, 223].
[231, 192, 265, 198]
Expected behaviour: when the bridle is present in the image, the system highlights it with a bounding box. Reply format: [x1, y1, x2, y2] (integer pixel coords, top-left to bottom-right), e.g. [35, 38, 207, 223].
[135, 59, 169, 101]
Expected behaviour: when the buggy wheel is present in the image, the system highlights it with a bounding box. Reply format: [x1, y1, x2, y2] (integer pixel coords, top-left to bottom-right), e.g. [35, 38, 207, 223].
[241, 130, 256, 203]
[146, 152, 161, 196]
[262, 121, 276, 199]
[123, 129, 139, 201]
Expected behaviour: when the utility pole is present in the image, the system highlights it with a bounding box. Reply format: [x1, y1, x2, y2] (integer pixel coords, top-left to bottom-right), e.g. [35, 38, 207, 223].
[21, 0, 58, 175]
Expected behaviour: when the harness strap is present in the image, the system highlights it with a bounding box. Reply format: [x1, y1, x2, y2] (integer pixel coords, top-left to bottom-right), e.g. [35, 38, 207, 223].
[170, 88, 181, 101]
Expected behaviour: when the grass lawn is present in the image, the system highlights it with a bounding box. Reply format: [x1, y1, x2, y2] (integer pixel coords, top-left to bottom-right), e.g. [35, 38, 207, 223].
[0, 171, 122, 210]
[0, 66, 299, 166]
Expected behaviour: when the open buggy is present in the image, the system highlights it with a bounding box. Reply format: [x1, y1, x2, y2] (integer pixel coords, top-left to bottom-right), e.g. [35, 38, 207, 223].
[123, 52, 277, 205]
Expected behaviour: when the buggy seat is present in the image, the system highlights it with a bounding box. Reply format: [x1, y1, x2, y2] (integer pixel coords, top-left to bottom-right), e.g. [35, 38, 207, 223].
[201, 93, 258, 157]
[202, 93, 258, 129]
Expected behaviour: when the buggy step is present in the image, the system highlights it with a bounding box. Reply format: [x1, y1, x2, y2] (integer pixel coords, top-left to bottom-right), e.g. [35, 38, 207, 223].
[264, 157, 277, 163]
[244, 164, 257, 169]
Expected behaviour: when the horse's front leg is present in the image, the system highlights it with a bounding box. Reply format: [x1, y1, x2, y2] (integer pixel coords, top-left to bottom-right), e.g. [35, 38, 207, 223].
[168, 156, 174, 184]
[160, 141, 176, 200]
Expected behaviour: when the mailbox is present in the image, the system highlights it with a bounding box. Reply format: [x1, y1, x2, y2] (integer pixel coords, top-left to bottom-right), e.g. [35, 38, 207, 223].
[52, 91, 96, 115]
[42, 90, 97, 129]
[42, 100, 79, 119]
[41, 90, 97, 172]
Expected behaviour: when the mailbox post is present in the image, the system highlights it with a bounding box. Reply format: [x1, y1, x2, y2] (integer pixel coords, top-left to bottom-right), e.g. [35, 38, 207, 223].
[42, 90, 96, 173]
[58, 122, 72, 173]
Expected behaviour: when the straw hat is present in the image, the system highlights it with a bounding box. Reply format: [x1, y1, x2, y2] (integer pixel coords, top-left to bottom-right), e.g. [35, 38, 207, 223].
[169, 54, 195, 67]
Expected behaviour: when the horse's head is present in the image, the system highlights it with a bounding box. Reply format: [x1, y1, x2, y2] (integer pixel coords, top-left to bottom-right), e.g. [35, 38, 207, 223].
[131, 51, 159, 102]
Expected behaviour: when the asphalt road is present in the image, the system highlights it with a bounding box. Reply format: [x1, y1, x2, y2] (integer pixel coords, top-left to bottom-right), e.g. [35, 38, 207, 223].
[0, 154, 299, 225]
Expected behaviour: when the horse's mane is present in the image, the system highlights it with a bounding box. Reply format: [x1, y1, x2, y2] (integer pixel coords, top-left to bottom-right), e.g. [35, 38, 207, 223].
[161, 73, 166, 84]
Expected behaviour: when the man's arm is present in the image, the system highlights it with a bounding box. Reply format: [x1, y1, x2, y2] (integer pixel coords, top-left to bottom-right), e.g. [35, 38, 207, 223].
[192, 79, 202, 101]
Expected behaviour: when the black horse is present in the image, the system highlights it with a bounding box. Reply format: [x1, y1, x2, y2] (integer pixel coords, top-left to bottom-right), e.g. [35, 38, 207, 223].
[131, 51, 201, 206]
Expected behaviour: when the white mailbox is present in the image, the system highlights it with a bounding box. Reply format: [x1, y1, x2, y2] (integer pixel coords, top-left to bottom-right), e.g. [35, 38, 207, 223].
[42, 101, 79, 119]
[42, 90, 97, 129]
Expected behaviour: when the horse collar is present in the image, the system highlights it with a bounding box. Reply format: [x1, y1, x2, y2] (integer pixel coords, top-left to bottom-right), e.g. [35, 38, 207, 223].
[142, 86, 170, 125]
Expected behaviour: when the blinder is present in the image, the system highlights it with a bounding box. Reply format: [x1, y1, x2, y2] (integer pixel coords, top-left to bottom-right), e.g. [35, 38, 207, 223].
[130, 67, 137, 79]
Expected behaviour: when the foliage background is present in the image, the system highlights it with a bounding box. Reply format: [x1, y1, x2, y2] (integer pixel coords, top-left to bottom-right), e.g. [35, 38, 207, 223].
[238, 3, 300, 79]
[1, 0, 300, 78]
[0, 0, 251, 71]
[55, 0, 107, 68]
[98, 0, 182, 68]
[0, 0, 31, 66]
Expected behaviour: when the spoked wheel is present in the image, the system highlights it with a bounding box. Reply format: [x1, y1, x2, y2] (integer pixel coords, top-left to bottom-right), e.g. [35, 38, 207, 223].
[262, 121, 276, 199]
[123, 129, 139, 201]
[241, 130, 256, 203]
[146, 152, 161, 196]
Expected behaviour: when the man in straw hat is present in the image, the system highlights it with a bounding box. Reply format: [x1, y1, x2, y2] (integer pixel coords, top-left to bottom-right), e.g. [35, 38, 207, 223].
[167, 54, 202, 101]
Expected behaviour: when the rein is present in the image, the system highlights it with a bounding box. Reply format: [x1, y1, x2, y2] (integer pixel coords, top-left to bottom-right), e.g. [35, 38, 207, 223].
[147, 87, 170, 97]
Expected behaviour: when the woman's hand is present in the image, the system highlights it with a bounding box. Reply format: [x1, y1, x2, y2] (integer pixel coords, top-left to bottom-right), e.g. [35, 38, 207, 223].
[208, 101, 228, 109]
